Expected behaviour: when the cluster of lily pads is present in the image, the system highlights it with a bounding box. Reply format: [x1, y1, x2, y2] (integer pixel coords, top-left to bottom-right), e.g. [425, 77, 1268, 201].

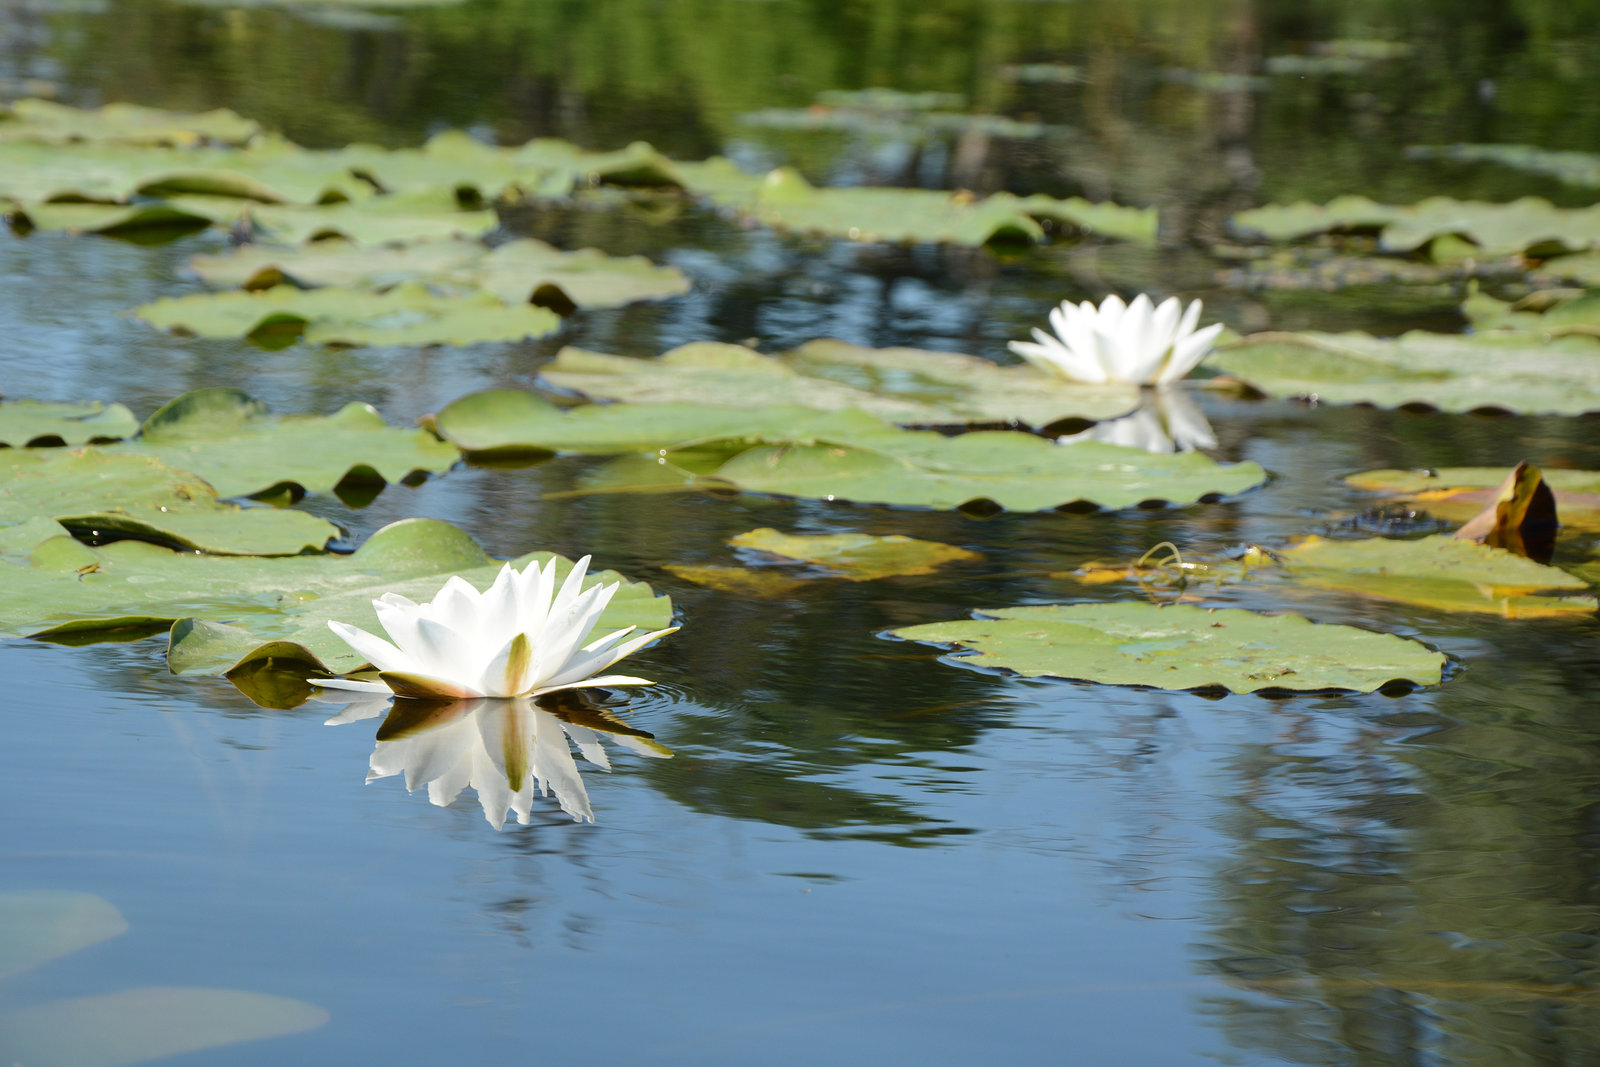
[7, 98, 1600, 782]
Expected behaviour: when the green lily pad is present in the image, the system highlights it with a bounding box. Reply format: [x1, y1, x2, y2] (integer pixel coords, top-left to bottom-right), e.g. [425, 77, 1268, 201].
[678, 163, 1154, 246]
[0, 517, 671, 674]
[339, 132, 682, 201]
[1405, 143, 1600, 188]
[2, 198, 229, 235]
[1208, 329, 1600, 414]
[0, 988, 328, 1067]
[540, 341, 1140, 428]
[1346, 467, 1600, 529]
[1536, 253, 1600, 288]
[0, 139, 368, 205]
[0, 98, 261, 147]
[99, 388, 459, 500]
[429, 390, 879, 456]
[891, 601, 1447, 692]
[727, 527, 980, 580]
[706, 427, 1265, 512]
[1232, 195, 1600, 258]
[433, 391, 1262, 511]
[187, 237, 689, 309]
[0, 399, 138, 446]
[0, 450, 339, 555]
[1275, 534, 1596, 617]
[1460, 288, 1600, 335]
[0, 891, 128, 979]
[135, 282, 561, 347]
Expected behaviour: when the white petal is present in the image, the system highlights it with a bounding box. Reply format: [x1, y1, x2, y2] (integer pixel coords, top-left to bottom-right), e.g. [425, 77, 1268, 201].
[533, 673, 656, 696]
[541, 626, 678, 690]
[1160, 321, 1224, 383]
[326, 620, 413, 674]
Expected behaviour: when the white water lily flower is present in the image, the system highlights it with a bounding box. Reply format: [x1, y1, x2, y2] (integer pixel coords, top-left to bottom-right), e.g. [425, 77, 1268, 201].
[1008, 293, 1224, 385]
[311, 556, 677, 700]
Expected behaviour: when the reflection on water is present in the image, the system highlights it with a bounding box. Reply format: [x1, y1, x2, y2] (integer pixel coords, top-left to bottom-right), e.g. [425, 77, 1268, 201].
[324, 692, 671, 828]
[1060, 385, 1217, 453]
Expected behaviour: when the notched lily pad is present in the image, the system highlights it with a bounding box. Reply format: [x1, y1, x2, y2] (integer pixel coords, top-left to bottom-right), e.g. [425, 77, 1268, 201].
[0, 399, 138, 446]
[0, 517, 671, 674]
[1232, 195, 1600, 258]
[0, 449, 339, 555]
[187, 237, 689, 309]
[103, 387, 459, 500]
[135, 282, 561, 347]
[890, 601, 1447, 693]
[1209, 329, 1600, 414]
[541, 341, 1140, 428]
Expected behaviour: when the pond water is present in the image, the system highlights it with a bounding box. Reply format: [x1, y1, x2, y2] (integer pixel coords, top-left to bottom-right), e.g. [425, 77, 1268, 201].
[5, 0, 1600, 1063]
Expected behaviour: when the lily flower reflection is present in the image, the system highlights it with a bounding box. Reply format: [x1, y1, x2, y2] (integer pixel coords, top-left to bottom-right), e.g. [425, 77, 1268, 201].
[324, 693, 671, 828]
[1058, 385, 1217, 454]
[1009, 293, 1223, 385]
[312, 556, 678, 701]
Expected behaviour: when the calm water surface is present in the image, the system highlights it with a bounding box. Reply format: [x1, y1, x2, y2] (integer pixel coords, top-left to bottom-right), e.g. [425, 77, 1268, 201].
[6, 1, 1600, 1063]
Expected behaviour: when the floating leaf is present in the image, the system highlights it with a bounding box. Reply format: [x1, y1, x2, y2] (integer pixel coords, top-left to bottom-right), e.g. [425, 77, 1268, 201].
[891, 602, 1447, 692]
[0, 98, 261, 147]
[1276, 534, 1595, 618]
[236, 190, 496, 245]
[0, 399, 138, 446]
[0, 450, 339, 555]
[1460, 287, 1600, 335]
[430, 390, 878, 455]
[1233, 195, 1600, 258]
[0, 139, 368, 205]
[660, 564, 810, 598]
[0, 987, 328, 1067]
[0, 891, 127, 979]
[704, 427, 1265, 512]
[0, 517, 670, 674]
[1405, 143, 1600, 188]
[727, 528, 980, 580]
[1346, 466, 1600, 529]
[540, 341, 1140, 428]
[677, 162, 1154, 245]
[1208, 329, 1600, 414]
[135, 282, 561, 347]
[187, 237, 689, 309]
[97, 388, 459, 500]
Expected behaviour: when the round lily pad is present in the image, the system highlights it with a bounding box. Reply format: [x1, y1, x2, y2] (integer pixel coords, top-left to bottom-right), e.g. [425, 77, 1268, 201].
[891, 602, 1448, 693]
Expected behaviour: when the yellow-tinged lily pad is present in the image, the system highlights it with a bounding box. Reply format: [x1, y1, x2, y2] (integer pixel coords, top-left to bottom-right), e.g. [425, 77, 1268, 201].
[187, 236, 689, 309]
[0, 517, 671, 674]
[1208, 329, 1600, 414]
[890, 602, 1447, 693]
[0, 450, 340, 555]
[1346, 467, 1600, 529]
[660, 564, 811, 598]
[1275, 534, 1596, 618]
[0, 891, 128, 979]
[96, 387, 459, 500]
[135, 282, 561, 347]
[0, 398, 138, 446]
[0, 98, 261, 147]
[541, 340, 1141, 428]
[728, 527, 980, 580]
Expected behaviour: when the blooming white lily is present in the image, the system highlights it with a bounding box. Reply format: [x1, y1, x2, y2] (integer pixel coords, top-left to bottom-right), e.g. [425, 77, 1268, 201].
[1008, 293, 1223, 385]
[312, 556, 677, 700]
